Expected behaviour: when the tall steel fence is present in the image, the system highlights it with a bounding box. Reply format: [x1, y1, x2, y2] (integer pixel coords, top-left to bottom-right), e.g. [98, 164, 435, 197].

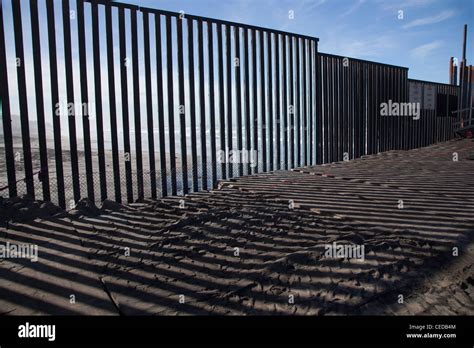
[0, 0, 460, 208]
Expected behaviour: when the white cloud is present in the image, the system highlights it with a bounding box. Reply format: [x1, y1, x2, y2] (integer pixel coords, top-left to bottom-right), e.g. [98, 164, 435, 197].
[410, 40, 442, 59]
[403, 10, 455, 29]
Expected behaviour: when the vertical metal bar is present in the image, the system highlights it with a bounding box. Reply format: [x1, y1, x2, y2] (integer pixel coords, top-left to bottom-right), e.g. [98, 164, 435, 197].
[384, 66, 389, 151]
[369, 64, 376, 154]
[207, 21, 217, 188]
[77, 0, 95, 201]
[12, 0, 35, 197]
[131, 9, 144, 200]
[313, 40, 319, 165]
[353, 61, 360, 159]
[402, 75, 408, 150]
[365, 65, 369, 154]
[394, 68, 400, 150]
[244, 28, 251, 175]
[315, 52, 322, 165]
[333, 57, 339, 161]
[379, 65, 385, 152]
[376, 65, 381, 152]
[217, 24, 226, 179]
[359, 62, 366, 156]
[259, 30, 267, 172]
[105, 4, 121, 203]
[282, 35, 288, 170]
[225, 24, 233, 177]
[350, 59, 355, 158]
[187, 18, 198, 192]
[92, 1, 107, 201]
[119, 7, 133, 202]
[143, 11, 157, 198]
[340, 58, 346, 159]
[289, 36, 294, 168]
[308, 40, 313, 165]
[251, 29, 258, 174]
[235, 26, 243, 176]
[166, 15, 177, 195]
[0, 0, 16, 198]
[274, 33, 281, 170]
[177, 14, 188, 194]
[62, 0, 81, 202]
[342, 58, 348, 157]
[360, 62, 365, 156]
[30, 0, 50, 201]
[327, 57, 333, 162]
[295, 37, 300, 167]
[302, 39, 307, 166]
[322, 56, 329, 163]
[155, 14, 167, 196]
[197, 19, 207, 190]
[267, 32, 273, 172]
[46, 0, 65, 207]
[390, 68, 396, 150]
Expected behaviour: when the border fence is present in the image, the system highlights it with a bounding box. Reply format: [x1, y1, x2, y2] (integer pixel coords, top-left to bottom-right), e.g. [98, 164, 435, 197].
[0, 0, 461, 208]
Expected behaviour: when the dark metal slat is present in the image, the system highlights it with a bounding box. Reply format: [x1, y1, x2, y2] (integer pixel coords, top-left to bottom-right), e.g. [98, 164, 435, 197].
[118, 7, 133, 202]
[0, 0, 16, 198]
[234, 26, 243, 176]
[166, 15, 177, 195]
[282, 35, 288, 170]
[155, 14, 167, 196]
[295, 37, 300, 167]
[341, 58, 347, 158]
[333, 57, 339, 162]
[131, 9, 144, 200]
[62, 0, 81, 202]
[259, 30, 267, 172]
[322, 56, 329, 163]
[288, 36, 294, 168]
[315, 53, 322, 165]
[197, 19, 207, 190]
[274, 33, 281, 169]
[308, 40, 313, 165]
[187, 18, 198, 192]
[12, 0, 35, 198]
[226, 25, 233, 177]
[267, 32, 273, 171]
[217, 24, 226, 179]
[327, 57, 333, 163]
[353, 61, 361, 158]
[77, 0, 95, 201]
[105, 4, 122, 202]
[143, 12, 157, 198]
[207, 21, 217, 188]
[177, 15, 188, 194]
[46, 0, 65, 207]
[251, 28, 258, 174]
[92, 1, 107, 201]
[244, 28, 251, 175]
[302, 39, 307, 166]
[30, 0, 50, 201]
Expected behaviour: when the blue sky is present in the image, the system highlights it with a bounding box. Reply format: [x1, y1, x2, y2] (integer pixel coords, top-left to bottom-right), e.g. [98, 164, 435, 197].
[123, 0, 473, 83]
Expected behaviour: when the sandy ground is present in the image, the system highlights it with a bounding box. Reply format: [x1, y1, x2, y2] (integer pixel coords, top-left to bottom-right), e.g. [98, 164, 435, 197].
[0, 138, 473, 315]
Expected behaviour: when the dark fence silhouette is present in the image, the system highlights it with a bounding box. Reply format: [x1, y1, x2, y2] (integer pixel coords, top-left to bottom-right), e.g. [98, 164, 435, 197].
[0, 0, 460, 208]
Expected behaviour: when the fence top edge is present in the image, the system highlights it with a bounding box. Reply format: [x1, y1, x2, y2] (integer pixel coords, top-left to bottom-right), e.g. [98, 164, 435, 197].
[84, 0, 320, 42]
[408, 78, 460, 88]
[318, 52, 409, 70]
